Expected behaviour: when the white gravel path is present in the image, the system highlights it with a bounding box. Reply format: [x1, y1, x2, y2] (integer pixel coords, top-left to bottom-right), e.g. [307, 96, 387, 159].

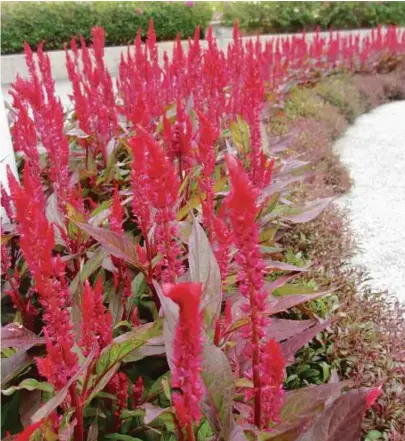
[335, 101, 405, 302]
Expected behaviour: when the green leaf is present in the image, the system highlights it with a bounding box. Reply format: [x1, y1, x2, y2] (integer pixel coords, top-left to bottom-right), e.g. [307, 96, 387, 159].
[1, 379, 54, 396]
[197, 419, 215, 441]
[365, 430, 383, 441]
[86, 322, 161, 403]
[75, 222, 139, 267]
[127, 272, 146, 311]
[188, 217, 222, 332]
[105, 435, 143, 441]
[272, 285, 317, 297]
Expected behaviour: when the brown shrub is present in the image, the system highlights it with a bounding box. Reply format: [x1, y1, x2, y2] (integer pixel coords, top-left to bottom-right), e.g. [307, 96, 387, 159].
[312, 75, 366, 123]
[353, 74, 388, 110]
[284, 86, 348, 139]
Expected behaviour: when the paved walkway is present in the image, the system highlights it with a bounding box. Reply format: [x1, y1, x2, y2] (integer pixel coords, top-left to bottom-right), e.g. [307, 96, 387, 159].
[335, 101, 405, 302]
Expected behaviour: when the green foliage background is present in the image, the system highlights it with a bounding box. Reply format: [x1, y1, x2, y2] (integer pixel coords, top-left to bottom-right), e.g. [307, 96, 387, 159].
[222, 1, 405, 33]
[0, 1, 213, 55]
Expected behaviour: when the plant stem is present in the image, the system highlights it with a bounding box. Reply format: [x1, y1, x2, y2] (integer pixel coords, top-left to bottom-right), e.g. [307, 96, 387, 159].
[186, 422, 196, 441]
[173, 415, 185, 441]
[249, 285, 262, 429]
[143, 226, 160, 310]
[70, 384, 84, 441]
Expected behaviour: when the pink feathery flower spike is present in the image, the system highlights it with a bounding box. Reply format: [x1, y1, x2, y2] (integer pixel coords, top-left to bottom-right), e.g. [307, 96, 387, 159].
[163, 283, 204, 429]
[226, 154, 279, 428]
[80, 278, 113, 358]
[7, 163, 78, 390]
[110, 186, 124, 234]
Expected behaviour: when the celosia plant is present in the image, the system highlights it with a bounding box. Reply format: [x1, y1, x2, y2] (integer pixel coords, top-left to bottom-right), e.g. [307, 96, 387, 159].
[2, 21, 403, 441]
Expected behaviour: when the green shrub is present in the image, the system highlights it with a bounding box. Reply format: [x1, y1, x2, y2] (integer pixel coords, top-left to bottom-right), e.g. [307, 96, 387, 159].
[0, 1, 213, 54]
[222, 1, 405, 33]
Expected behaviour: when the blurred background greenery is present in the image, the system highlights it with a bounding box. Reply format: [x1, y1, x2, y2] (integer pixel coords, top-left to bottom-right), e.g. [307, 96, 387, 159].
[1, 2, 405, 55]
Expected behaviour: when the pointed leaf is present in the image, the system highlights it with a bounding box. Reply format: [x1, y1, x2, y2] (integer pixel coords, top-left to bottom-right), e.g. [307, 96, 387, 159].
[200, 340, 235, 440]
[105, 435, 142, 441]
[75, 223, 139, 267]
[272, 285, 317, 297]
[87, 322, 161, 403]
[281, 198, 334, 223]
[254, 383, 343, 441]
[1, 324, 45, 349]
[268, 290, 331, 315]
[153, 280, 178, 371]
[189, 218, 222, 331]
[1, 349, 33, 387]
[280, 320, 331, 365]
[143, 402, 174, 426]
[264, 275, 299, 293]
[87, 419, 99, 441]
[266, 261, 308, 272]
[265, 318, 318, 343]
[297, 388, 371, 441]
[2, 379, 54, 396]
[122, 336, 165, 363]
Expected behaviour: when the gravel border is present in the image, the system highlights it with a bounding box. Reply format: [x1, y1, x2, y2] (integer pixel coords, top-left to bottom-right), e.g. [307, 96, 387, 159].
[335, 100, 405, 302]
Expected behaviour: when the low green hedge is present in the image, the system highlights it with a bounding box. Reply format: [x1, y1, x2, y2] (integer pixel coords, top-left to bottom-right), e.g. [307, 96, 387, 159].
[0, 1, 213, 55]
[222, 1, 405, 34]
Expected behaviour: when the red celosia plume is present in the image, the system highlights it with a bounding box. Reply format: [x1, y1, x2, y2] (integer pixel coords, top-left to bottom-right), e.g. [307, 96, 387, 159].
[164, 283, 204, 428]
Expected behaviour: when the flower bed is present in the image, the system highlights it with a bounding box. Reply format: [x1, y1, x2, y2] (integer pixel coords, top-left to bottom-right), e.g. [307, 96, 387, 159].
[1, 22, 405, 441]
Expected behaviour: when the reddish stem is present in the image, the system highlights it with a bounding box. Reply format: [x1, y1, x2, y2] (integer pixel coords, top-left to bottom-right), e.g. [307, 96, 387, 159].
[173, 415, 185, 441]
[7, 276, 33, 330]
[186, 422, 195, 441]
[143, 224, 160, 310]
[213, 318, 221, 346]
[70, 384, 84, 441]
[249, 284, 262, 429]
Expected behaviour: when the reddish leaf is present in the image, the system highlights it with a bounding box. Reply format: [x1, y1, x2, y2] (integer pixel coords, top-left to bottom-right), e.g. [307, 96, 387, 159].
[201, 339, 235, 440]
[268, 290, 331, 315]
[188, 217, 222, 331]
[280, 320, 331, 365]
[143, 402, 173, 425]
[297, 388, 372, 441]
[75, 222, 139, 267]
[253, 383, 343, 441]
[265, 318, 319, 343]
[264, 274, 300, 293]
[1, 324, 45, 349]
[266, 260, 308, 272]
[261, 173, 312, 200]
[1, 349, 33, 387]
[281, 198, 334, 223]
